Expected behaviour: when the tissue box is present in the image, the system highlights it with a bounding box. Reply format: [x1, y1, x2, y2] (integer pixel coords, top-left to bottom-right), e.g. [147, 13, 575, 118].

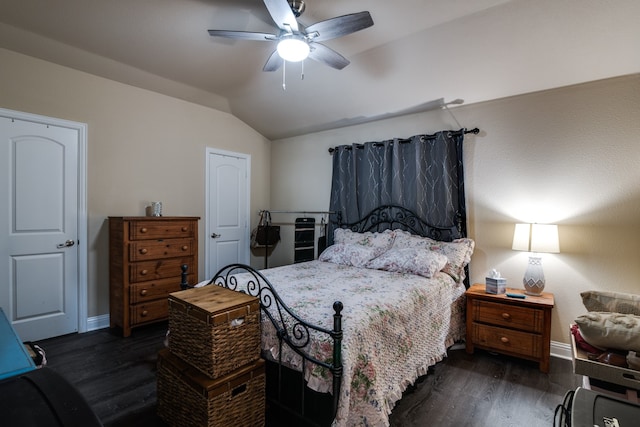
[485, 277, 506, 294]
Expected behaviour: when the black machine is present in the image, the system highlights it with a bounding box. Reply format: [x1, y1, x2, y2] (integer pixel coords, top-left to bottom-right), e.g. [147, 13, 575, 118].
[555, 387, 640, 427]
[294, 217, 315, 263]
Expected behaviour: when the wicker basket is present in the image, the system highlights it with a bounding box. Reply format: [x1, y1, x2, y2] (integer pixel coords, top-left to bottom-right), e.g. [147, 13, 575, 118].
[168, 285, 261, 378]
[157, 349, 265, 427]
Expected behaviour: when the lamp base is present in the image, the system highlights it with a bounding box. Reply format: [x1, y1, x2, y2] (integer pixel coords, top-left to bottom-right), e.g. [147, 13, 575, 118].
[523, 280, 545, 296]
[523, 256, 545, 296]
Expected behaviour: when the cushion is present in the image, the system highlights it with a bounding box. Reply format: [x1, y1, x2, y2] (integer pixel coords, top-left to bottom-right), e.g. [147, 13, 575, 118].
[365, 247, 448, 278]
[574, 312, 640, 352]
[570, 323, 602, 355]
[581, 290, 640, 316]
[392, 231, 475, 282]
[318, 243, 379, 268]
[333, 228, 395, 257]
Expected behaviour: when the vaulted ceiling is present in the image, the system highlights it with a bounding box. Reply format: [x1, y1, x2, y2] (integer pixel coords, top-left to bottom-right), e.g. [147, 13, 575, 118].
[1, 0, 638, 140]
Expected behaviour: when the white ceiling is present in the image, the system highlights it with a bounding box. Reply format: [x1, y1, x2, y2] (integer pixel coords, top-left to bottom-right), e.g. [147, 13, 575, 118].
[1, 0, 638, 140]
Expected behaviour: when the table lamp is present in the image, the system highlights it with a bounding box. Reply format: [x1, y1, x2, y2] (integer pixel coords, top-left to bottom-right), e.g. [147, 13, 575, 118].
[512, 223, 559, 296]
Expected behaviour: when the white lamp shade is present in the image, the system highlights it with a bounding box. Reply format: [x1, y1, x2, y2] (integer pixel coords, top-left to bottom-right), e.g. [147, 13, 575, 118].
[277, 37, 310, 62]
[512, 223, 531, 251]
[512, 223, 560, 253]
[530, 224, 560, 253]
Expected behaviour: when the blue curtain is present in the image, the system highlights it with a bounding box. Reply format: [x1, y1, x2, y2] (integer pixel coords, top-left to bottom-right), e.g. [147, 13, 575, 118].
[328, 130, 466, 243]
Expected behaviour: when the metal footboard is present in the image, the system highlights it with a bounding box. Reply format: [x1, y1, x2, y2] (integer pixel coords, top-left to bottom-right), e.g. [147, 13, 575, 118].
[180, 263, 343, 426]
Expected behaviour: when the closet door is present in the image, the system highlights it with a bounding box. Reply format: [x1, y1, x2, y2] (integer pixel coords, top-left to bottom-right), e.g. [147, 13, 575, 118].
[206, 149, 250, 278]
[0, 113, 85, 341]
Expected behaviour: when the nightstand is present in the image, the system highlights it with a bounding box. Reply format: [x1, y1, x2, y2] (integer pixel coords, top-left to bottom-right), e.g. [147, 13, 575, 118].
[465, 283, 555, 373]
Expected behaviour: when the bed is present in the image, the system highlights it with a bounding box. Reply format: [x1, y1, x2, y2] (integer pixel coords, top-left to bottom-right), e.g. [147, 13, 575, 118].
[180, 205, 474, 427]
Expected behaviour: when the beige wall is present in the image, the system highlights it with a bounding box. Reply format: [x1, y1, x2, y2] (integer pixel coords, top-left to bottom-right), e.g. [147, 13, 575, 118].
[3, 44, 639, 346]
[271, 74, 640, 346]
[0, 48, 271, 318]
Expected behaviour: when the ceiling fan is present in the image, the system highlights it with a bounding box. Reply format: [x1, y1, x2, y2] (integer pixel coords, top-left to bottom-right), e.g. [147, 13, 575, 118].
[207, 0, 374, 72]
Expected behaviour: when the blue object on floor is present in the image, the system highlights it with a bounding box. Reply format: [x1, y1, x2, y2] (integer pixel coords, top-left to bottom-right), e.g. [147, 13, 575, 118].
[0, 308, 36, 380]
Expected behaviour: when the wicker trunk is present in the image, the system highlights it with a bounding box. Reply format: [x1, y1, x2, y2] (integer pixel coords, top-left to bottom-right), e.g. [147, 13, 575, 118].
[168, 285, 261, 379]
[157, 349, 265, 427]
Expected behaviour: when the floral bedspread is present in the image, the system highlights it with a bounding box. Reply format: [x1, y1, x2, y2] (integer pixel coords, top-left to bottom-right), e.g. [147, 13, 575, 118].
[228, 260, 466, 427]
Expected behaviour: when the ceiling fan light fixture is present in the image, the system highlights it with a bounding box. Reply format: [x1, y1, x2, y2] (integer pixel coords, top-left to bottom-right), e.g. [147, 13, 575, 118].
[277, 36, 310, 62]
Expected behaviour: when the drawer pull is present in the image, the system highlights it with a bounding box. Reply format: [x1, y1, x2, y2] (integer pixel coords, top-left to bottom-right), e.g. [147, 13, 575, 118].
[141, 310, 148, 317]
[140, 289, 148, 296]
[501, 313, 511, 320]
[140, 227, 148, 233]
[182, 245, 188, 251]
[140, 269, 148, 276]
[500, 336, 510, 344]
[181, 226, 188, 232]
[139, 248, 148, 254]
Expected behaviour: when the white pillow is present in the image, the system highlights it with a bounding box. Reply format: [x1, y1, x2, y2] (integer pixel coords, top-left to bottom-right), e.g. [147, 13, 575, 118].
[319, 243, 379, 268]
[392, 232, 474, 282]
[365, 247, 448, 278]
[581, 291, 640, 315]
[333, 228, 395, 257]
[575, 312, 640, 352]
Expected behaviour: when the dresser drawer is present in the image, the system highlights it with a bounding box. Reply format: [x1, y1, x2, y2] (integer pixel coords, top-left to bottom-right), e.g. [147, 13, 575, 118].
[129, 221, 195, 240]
[129, 257, 194, 283]
[129, 238, 195, 261]
[130, 299, 169, 326]
[129, 276, 194, 304]
[470, 323, 543, 359]
[470, 300, 544, 333]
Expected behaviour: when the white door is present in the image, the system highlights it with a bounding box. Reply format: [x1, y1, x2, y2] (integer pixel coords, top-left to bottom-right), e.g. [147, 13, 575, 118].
[205, 148, 250, 279]
[0, 113, 85, 341]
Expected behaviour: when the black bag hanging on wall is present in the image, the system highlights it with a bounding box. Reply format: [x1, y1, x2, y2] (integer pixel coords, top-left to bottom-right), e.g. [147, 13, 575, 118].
[251, 211, 280, 248]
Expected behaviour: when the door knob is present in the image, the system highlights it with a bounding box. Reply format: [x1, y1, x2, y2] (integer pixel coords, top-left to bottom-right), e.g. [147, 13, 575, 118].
[211, 233, 221, 238]
[57, 240, 76, 248]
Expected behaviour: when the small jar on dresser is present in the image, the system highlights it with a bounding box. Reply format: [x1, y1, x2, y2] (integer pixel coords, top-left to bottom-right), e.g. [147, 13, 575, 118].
[465, 283, 555, 373]
[109, 216, 199, 337]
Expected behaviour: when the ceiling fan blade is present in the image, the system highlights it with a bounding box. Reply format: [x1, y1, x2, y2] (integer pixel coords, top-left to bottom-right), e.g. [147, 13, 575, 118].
[263, 50, 283, 72]
[263, 0, 299, 32]
[208, 29, 277, 41]
[305, 11, 373, 42]
[308, 43, 350, 70]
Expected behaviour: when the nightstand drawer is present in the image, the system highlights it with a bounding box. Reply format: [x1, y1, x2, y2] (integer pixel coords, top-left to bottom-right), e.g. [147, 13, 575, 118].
[470, 300, 544, 333]
[470, 323, 543, 358]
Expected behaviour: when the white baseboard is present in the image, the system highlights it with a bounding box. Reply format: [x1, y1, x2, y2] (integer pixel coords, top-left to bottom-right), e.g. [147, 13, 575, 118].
[86, 314, 110, 332]
[551, 340, 572, 360]
[83, 316, 574, 364]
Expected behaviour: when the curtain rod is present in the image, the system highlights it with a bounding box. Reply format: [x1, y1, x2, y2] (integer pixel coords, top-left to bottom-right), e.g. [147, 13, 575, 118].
[327, 127, 480, 154]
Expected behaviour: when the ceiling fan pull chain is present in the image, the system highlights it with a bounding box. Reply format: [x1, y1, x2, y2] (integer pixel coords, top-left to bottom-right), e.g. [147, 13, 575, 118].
[301, 60, 305, 81]
[282, 60, 287, 90]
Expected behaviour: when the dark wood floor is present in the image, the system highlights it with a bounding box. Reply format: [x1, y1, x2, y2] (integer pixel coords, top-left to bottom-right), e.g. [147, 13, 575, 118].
[35, 321, 581, 426]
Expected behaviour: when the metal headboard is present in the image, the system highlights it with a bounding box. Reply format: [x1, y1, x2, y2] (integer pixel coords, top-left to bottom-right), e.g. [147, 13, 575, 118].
[333, 204, 470, 288]
[335, 204, 465, 242]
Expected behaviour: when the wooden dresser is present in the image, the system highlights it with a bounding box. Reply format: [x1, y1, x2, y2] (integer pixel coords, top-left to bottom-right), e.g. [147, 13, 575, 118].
[109, 216, 199, 337]
[465, 283, 554, 372]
